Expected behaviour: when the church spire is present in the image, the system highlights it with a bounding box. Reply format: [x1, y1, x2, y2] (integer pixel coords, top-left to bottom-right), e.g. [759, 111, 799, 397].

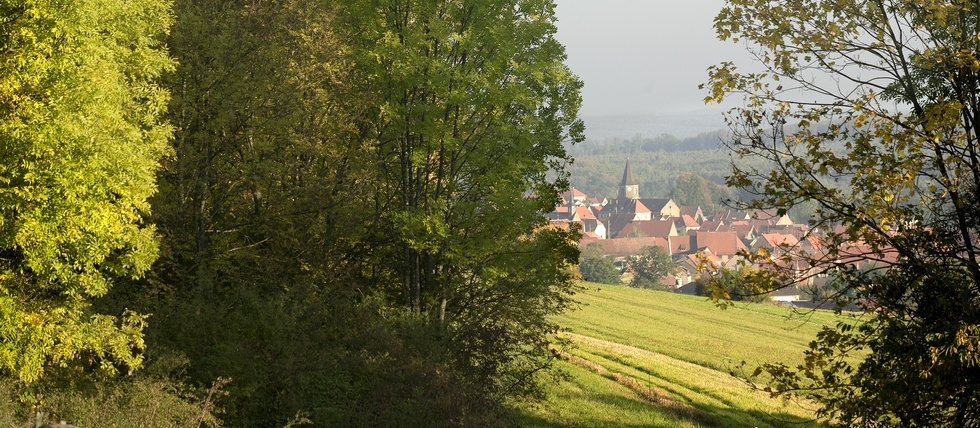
[619, 159, 639, 199]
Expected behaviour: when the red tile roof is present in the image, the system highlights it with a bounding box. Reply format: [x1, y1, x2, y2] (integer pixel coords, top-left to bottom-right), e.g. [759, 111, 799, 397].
[617, 220, 678, 239]
[669, 235, 694, 254]
[586, 237, 670, 257]
[694, 231, 747, 256]
[762, 233, 800, 248]
[575, 206, 596, 220]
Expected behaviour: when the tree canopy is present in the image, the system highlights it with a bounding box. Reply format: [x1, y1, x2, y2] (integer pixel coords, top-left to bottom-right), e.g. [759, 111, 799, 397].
[707, 0, 980, 424]
[137, 0, 584, 424]
[579, 242, 622, 285]
[0, 0, 173, 383]
[628, 246, 677, 290]
[0, 0, 585, 424]
[343, 0, 584, 403]
[670, 172, 732, 212]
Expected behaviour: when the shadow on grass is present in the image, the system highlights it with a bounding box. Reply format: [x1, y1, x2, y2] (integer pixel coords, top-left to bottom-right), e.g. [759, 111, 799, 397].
[511, 389, 817, 428]
[701, 404, 818, 428]
[511, 390, 695, 428]
[513, 398, 816, 428]
[512, 360, 818, 428]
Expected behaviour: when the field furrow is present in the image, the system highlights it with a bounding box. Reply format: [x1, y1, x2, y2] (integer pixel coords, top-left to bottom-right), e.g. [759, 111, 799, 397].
[513, 284, 845, 427]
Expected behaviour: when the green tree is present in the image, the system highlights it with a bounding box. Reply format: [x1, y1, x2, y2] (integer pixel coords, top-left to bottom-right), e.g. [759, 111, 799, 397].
[628, 246, 677, 290]
[343, 0, 584, 402]
[707, 0, 980, 424]
[698, 266, 773, 303]
[148, 1, 380, 424]
[0, 0, 173, 383]
[670, 172, 732, 212]
[156, 0, 365, 292]
[579, 243, 622, 285]
[143, 0, 584, 423]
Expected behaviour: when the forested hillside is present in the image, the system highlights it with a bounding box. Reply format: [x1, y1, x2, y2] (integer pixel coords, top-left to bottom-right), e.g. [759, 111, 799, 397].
[565, 132, 734, 200]
[564, 129, 826, 219]
[0, 0, 583, 426]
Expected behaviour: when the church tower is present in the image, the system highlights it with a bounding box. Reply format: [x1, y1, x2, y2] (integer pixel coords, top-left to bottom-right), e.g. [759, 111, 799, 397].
[618, 159, 639, 200]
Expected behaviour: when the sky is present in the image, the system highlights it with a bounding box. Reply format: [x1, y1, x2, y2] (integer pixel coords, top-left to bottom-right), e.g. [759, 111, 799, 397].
[553, 0, 751, 117]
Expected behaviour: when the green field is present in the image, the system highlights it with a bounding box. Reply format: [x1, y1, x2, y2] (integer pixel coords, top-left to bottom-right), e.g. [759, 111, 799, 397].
[513, 283, 859, 427]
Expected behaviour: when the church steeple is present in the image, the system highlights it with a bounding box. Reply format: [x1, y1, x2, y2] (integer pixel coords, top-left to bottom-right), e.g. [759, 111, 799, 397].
[619, 159, 639, 200]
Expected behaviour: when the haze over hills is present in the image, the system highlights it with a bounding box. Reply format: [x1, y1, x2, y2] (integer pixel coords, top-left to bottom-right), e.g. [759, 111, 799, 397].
[579, 108, 729, 141]
[564, 109, 735, 200]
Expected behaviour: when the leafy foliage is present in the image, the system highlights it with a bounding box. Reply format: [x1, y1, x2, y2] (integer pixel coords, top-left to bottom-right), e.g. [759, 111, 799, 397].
[707, 0, 980, 424]
[340, 0, 584, 406]
[628, 246, 677, 290]
[697, 266, 773, 303]
[0, 0, 173, 383]
[137, 0, 585, 424]
[579, 242, 622, 285]
[1, 0, 585, 424]
[670, 172, 733, 212]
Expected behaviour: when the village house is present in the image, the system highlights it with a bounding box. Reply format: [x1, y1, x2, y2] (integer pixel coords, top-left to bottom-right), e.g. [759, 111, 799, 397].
[550, 158, 893, 307]
[596, 159, 681, 238]
[562, 187, 588, 206]
[616, 219, 678, 239]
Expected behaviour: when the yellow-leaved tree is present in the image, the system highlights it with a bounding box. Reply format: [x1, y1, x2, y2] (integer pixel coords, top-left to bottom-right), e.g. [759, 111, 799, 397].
[0, 0, 173, 383]
[707, 0, 980, 425]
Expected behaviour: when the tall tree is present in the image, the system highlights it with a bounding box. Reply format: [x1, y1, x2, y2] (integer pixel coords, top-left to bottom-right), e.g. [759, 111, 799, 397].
[151, 1, 378, 424]
[707, 0, 980, 424]
[0, 0, 173, 383]
[342, 0, 584, 400]
[157, 0, 367, 291]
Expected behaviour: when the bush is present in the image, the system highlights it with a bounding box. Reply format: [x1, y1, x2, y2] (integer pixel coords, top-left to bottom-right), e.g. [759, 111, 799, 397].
[0, 352, 221, 428]
[579, 256, 622, 285]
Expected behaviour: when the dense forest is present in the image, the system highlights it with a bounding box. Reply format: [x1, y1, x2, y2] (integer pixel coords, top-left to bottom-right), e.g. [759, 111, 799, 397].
[13, 0, 978, 425]
[0, 0, 583, 426]
[564, 127, 834, 220]
[565, 132, 733, 198]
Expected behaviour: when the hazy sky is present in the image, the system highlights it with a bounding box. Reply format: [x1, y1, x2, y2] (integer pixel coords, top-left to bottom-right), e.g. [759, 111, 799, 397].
[554, 0, 750, 117]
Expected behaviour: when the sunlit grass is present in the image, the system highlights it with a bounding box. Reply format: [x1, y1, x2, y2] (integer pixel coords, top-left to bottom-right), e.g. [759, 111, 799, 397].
[557, 284, 848, 373]
[511, 359, 702, 428]
[512, 283, 861, 427]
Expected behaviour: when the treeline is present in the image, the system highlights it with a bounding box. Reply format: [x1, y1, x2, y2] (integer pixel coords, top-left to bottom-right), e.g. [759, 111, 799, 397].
[565, 135, 817, 219]
[570, 130, 729, 157]
[0, 1, 582, 427]
[566, 149, 735, 203]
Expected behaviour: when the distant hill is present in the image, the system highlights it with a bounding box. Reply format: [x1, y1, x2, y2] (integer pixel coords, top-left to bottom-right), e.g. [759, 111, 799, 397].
[580, 109, 728, 141]
[564, 111, 734, 200]
[564, 132, 738, 202]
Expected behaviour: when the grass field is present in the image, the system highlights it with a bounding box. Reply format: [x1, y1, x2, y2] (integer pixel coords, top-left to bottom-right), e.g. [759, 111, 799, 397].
[512, 283, 863, 427]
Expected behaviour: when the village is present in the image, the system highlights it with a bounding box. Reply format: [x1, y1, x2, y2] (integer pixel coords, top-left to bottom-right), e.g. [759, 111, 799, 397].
[547, 159, 896, 308]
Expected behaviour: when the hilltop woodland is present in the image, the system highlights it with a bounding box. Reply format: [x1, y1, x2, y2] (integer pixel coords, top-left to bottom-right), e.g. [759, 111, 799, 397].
[565, 132, 735, 208]
[706, 0, 980, 425]
[565, 133, 823, 220]
[0, 0, 583, 426]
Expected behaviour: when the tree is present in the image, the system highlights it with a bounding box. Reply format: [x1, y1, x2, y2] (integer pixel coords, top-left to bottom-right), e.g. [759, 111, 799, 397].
[144, 0, 584, 423]
[341, 0, 585, 404]
[0, 0, 173, 383]
[156, 0, 366, 292]
[707, 0, 980, 424]
[579, 243, 622, 285]
[149, 1, 387, 424]
[670, 172, 732, 212]
[628, 246, 677, 289]
[697, 266, 772, 303]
